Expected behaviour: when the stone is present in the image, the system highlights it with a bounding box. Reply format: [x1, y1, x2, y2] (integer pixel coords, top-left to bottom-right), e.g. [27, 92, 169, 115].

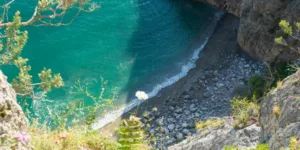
[203, 91, 211, 98]
[168, 124, 175, 131]
[182, 122, 188, 128]
[176, 133, 184, 140]
[182, 129, 190, 135]
[167, 138, 176, 145]
[184, 110, 191, 115]
[156, 118, 164, 126]
[216, 83, 225, 88]
[175, 108, 182, 113]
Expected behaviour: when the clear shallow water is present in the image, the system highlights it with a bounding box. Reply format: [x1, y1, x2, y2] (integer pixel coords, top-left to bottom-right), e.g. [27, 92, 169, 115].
[1, 0, 218, 125]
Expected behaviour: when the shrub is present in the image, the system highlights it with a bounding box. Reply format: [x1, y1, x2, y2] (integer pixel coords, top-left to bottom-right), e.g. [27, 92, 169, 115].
[272, 105, 281, 118]
[249, 76, 266, 99]
[224, 143, 269, 150]
[230, 97, 260, 129]
[288, 137, 300, 150]
[195, 119, 224, 130]
[29, 124, 117, 150]
[117, 115, 149, 150]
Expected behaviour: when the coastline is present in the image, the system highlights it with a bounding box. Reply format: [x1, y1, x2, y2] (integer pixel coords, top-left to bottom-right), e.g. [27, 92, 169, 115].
[99, 14, 241, 135]
[99, 14, 265, 148]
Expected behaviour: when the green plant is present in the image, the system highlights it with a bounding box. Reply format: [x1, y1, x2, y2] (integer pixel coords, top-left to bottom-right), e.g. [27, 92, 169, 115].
[224, 143, 269, 150]
[273, 105, 281, 118]
[29, 122, 117, 150]
[0, 0, 98, 99]
[117, 115, 149, 150]
[249, 76, 266, 99]
[230, 97, 260, 129]
[195, 119, 224, 130]
[287, 137, 300, 150]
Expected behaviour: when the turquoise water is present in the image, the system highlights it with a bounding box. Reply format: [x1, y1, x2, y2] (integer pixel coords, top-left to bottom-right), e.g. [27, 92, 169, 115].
[2, 0, 217, 124]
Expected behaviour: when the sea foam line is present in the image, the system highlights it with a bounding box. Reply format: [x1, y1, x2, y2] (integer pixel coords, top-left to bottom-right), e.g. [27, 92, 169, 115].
[92, 12, 224, 130]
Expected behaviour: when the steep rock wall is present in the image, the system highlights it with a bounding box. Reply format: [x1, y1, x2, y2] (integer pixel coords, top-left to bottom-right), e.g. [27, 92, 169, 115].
[0, 70, 30, 150]
[260, 70, 300, 150]
[197, 0, 300, 62]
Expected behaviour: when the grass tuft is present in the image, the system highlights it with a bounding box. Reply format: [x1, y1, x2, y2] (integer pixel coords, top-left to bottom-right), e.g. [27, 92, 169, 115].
[195, 119, 224, 130]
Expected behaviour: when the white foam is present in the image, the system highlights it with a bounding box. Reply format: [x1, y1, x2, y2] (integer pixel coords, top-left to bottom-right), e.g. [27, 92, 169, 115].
[92, 12, 224, 129]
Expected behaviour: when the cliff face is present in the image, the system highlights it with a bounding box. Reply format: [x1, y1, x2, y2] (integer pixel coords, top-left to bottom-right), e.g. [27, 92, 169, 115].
[0, 70, 30, 150]
[260, 70, 300, 150]
[197, 0, 300, 62]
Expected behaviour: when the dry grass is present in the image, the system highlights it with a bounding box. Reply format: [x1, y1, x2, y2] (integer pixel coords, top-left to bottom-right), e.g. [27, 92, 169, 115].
[29, 125, 117, 150]
[273, 105, 281, 118]
[195, 119, 224, 130]
[230, 97, 260, 129]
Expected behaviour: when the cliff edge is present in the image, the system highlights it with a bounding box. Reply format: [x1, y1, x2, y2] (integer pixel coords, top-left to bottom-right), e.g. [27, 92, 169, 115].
[197, 0, 300, 62]
[0, 70, 30, 150]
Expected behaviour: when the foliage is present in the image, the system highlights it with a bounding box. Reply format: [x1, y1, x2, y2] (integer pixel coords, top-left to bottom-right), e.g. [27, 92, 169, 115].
[224, 144, 269, 150]
[29, 122, 117, 150]
[279, 20, 293, 35]
[272, 105, 281, 118]
[288, 137, 300, 150]
[195, 118, 224, 130]
[274, 20, 300, 53]
[0, 0, 98, 98]
[230, 97, 260, 129]
[117, 115, 149, 150]
[269, 62, 296, 88]
[249, 76, 266, 99]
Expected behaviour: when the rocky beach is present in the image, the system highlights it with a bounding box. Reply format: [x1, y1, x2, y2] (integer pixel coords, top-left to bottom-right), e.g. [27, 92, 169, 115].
[100, 14, 266, 149]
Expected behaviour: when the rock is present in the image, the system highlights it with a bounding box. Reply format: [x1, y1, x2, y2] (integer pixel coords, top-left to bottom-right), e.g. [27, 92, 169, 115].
[216, 83, 225, 88]
[182, 129, 190, 135]
[184, 95, 189, 99]
[203, 91, 211, 98]
[167, 138, 176, 145]
[0, 71, 30, 150]
[190, 107, 198, 112]
[167, 117, 175, 123]
[198, 0, 300, 62]
[156, 118, 164, 126]
[176, 133, 184, 140]
[168, 124, 176, 131]
[169, 118, 260, 150]
[169, 106, 175, 111]
[175, 108, 182, 113]
[260, 71, 300, 150]
[184, 110, 191, 115]
[213, 70, 218, 76]
[182, 122, 188, 128]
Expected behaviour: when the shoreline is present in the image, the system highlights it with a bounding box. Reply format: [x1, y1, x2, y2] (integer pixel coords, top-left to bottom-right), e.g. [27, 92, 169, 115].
[99, 14, 265, 148]
[99, 13, 240, 134]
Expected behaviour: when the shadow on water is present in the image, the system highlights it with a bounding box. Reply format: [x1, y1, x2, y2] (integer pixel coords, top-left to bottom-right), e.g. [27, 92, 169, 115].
[120, 0, 217, 116]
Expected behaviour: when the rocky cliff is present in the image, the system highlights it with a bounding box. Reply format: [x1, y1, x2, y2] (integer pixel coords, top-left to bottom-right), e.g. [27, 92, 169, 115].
[260, 70, 300, 150]
[197, 0, 300, 62]
[170, 70, 300, 150]
[0, 70, 30, 150]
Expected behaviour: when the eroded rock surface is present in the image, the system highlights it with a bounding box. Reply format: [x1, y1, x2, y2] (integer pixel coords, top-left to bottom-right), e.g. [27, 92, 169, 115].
[168, 118, 260, 150]
[260, 70, 300, 150]
[197, 0, 300, 62]
[0, 70, 30, 150]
